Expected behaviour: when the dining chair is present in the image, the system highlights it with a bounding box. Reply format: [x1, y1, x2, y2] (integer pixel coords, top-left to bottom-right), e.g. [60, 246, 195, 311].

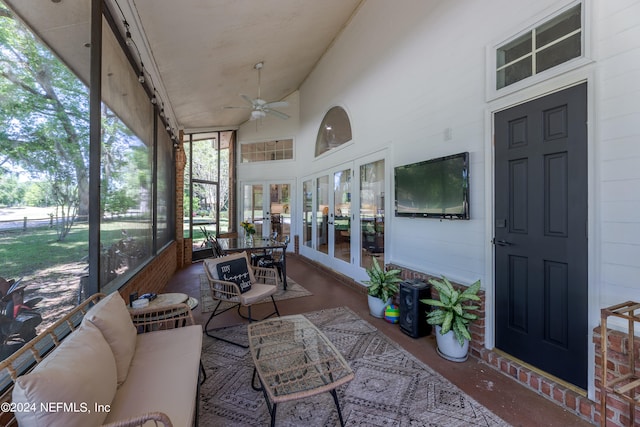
[256, 235, 290, 289]
[202, 251, 280, 347]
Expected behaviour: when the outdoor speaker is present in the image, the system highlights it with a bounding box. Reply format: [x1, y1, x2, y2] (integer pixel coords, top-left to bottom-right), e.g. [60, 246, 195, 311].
[399, 279, 432, 338]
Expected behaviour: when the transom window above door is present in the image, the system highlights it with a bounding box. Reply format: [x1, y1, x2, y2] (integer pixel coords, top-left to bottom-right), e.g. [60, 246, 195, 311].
[241, 139, 293, 163]
[315, 106, 352, 157]
[495, 3, 583, 90]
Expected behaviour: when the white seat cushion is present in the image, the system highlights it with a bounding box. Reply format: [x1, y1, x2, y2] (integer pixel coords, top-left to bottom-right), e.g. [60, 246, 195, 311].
[239, 283, 277, 305]
[12, 321, 117, 427]
[103, 325, 203, 427]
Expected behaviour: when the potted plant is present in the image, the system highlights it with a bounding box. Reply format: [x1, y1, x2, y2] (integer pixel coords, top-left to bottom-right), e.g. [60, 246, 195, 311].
[240, 220, 256, 243]
[421, 276, 481, 362]
[363, 257, 402, 318]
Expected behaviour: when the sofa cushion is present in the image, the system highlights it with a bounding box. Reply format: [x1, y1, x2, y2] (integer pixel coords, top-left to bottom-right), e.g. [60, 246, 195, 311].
[103, 325, 203, 426]
[83, 292, 137, 386]
[12, 321, 117, 427]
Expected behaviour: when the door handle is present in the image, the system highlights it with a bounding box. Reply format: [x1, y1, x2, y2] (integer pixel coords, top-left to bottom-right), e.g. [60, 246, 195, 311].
[492, 238, 512, 246]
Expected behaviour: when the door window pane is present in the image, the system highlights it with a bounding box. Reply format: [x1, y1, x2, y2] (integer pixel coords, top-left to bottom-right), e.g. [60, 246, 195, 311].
[334, 169, 351, 262]
[303, 180, 313, 248]
[192, 182, 218, 256]
[360, 160, 385, 269]
[316, 176, 329, 254]
[243, 184, 264, 236]
[269, 183, 291, 240]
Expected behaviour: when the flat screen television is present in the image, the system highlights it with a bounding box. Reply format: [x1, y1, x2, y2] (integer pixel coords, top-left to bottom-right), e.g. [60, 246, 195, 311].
[394, 152, 469, 219]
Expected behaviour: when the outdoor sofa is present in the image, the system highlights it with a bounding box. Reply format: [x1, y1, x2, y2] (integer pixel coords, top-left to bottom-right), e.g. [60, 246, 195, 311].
[0, 292, 203, 427]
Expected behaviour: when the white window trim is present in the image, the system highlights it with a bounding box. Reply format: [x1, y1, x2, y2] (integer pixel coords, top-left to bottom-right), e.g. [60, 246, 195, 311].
[485, 0, 592, 102]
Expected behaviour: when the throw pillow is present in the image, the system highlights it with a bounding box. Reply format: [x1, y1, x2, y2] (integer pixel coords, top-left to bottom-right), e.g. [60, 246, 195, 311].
[82, 292, 137, 386]
[12, 321, 117, 427]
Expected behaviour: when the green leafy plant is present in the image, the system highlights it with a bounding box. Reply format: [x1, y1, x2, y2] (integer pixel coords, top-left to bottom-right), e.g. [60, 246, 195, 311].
[240, 221, 256, 235]
[363, 257, 402, 301]
[421, 276, 481, 346]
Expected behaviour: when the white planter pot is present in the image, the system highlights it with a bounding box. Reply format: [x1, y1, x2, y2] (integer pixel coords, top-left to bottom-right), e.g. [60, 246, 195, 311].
[435, 325, 469, 362]
[367, 295, 391, 318]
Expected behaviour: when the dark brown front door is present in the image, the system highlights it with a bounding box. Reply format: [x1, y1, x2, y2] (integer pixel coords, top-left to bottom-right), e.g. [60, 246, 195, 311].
[494, 83, 588, 389]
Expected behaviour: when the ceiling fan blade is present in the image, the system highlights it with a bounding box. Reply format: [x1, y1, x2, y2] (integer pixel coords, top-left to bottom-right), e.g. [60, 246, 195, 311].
[263, 101, 288, 109]
[223, 105, 252, 110]
[240, 94, 255, 106]
[264, 108, 289, 120]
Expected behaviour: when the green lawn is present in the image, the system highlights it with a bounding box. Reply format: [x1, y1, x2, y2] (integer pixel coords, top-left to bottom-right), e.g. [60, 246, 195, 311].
[1, 212, 230, 279]
[0, 221, 151, 278]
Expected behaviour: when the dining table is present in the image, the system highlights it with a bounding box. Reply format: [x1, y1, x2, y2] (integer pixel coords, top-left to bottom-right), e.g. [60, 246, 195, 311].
[216, 237, 288, 289]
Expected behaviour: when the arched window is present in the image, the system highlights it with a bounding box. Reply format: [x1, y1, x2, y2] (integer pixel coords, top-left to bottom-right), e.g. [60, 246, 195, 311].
[315, 106, 352, 157]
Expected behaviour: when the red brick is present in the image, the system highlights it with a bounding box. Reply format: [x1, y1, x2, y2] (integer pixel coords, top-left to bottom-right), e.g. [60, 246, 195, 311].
[529, 375, 540, 391]
[579, 397, 593, 418]
[518, 369, 529, 383]
[552, 386, 565, 404]
[565, 391, 577, 411]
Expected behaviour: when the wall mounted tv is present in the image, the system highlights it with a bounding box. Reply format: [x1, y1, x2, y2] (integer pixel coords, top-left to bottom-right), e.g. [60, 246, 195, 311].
[394, 152, 469, 219]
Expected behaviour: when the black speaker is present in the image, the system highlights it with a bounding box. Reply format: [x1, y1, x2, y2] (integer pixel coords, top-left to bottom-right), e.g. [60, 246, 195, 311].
[399, 279, 432, 338]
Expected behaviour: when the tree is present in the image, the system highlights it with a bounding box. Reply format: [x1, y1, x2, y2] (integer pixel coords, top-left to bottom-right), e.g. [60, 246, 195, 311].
[0, 171, 24, 206]
[0, 5, 89, 238]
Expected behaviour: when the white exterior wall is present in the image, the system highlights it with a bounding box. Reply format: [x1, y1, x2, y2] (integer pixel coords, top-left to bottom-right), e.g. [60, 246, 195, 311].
[236, 0, 640, 395]
[592, 0, 640, 310]
[297, 0, 563, 286]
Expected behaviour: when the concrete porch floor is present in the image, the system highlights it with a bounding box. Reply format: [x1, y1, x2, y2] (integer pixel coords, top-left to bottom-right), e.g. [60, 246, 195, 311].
[165, 254, 594, 426]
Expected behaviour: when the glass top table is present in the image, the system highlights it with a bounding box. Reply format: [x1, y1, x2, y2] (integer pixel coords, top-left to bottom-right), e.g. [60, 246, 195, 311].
[247, 314, 354, 426]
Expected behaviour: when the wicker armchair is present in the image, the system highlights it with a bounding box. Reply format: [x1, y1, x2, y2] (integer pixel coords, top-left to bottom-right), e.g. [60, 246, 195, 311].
[202, 251, 280, 347]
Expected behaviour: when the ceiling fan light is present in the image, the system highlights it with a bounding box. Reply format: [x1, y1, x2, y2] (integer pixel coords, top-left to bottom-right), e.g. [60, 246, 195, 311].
[251, 110, 266, 120]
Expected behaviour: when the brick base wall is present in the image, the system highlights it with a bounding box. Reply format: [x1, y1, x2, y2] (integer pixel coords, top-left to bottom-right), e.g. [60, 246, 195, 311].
[118, 242, 177, 300]
[593, 326, 640, 426]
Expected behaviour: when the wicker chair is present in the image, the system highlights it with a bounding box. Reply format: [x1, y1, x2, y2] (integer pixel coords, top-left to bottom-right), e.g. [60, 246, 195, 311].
[202, 251, 280, 347]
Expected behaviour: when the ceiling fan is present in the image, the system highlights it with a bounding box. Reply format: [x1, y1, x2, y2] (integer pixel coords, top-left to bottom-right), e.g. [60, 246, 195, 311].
[224, 62, 289, 120]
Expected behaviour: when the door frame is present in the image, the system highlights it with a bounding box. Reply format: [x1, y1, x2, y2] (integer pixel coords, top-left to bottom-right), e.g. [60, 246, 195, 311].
[484, 69, 597, 398]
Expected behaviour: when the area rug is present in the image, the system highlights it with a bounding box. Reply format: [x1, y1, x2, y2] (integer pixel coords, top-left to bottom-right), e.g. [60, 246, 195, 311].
[200, 274, 313, 313]
[199, 306, 511, 426]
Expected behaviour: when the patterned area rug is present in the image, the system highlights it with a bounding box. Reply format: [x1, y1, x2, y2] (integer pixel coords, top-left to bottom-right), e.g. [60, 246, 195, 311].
[199, 306, 511, 426]
[199, 274, 312, 313]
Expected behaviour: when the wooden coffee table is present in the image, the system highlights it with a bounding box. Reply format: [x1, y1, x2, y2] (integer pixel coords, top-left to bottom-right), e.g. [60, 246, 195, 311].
[247, 314, 354, 427]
